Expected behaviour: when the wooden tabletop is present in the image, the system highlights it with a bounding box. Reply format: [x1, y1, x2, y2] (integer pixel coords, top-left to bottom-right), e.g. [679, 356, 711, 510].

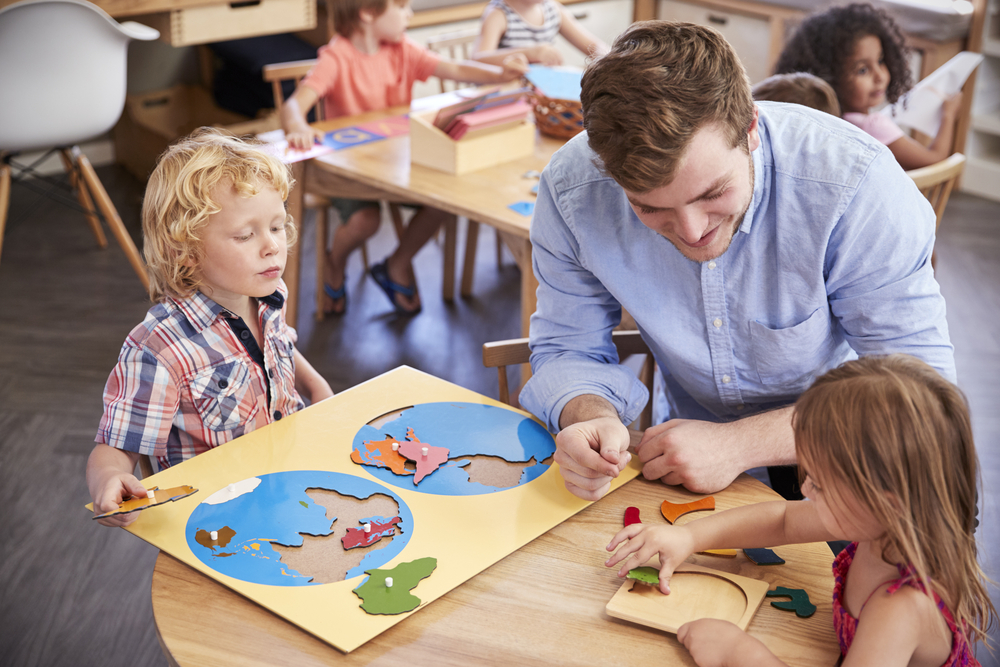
[152, 467, 841, 666]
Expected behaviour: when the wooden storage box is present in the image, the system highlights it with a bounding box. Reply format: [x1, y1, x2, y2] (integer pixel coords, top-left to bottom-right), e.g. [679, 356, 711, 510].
[409, 109, 535, 176]
[136, 0, 316, 47]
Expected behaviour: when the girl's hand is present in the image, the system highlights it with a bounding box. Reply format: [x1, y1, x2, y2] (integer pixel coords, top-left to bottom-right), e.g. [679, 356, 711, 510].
[500, 53, 530, 80]
[528, 44, 564, 66]
[605, 523, 695, 594]
[678, 619, 762, 667]
[941, 91, 963, 121]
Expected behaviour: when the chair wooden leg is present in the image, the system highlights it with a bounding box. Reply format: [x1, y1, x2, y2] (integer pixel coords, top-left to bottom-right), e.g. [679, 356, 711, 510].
[441, 214, 457, 303]
[497, 366, 510, 405]
[315, 206, 329, 321]
[74, 149, 150, 291]
[59, 148, 107, 248]
[461, 218, 480, 298]
[0, 162, 10, 264]
[495, 228, 503, 268]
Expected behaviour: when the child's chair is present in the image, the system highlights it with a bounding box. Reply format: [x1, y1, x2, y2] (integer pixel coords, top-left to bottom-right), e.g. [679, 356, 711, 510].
[906, 152, 966, 269]
[0, 0, 158, 289]
[426, 27, 507, 298]
[263, 60, 407, 320]
[482, 330, 656, 431]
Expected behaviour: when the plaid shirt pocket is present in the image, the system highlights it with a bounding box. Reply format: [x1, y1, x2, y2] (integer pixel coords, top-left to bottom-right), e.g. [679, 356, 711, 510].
[189, 359, 259, 432]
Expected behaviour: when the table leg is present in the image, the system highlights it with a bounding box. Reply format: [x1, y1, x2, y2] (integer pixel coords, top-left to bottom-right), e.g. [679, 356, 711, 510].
[441, 214, 457, 303]
[285, 161, 305, 327]
[461, 219, 480, 298]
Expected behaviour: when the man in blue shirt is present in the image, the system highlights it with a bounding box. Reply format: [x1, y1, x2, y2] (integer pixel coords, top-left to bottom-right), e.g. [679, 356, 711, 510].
[519, 21, 954, 500]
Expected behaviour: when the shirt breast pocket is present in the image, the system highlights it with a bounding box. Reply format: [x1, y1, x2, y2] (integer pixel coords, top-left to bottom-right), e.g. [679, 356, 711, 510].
[189, 360, 259, 432]
[749, 307, 840, 386]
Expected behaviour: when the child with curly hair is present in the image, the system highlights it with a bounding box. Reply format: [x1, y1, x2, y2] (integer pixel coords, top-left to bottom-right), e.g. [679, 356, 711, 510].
[775, 2, 962, 170]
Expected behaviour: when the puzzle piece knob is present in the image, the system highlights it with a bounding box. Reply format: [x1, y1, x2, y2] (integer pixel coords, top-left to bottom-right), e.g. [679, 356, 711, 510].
[385, 577, 393, 588]
[364, 523, 371, 533]
[392, 442, 399, 451]
[146, 489, 155, 500]
[421, 447, 428, 457]
[210, 530, 218, 541]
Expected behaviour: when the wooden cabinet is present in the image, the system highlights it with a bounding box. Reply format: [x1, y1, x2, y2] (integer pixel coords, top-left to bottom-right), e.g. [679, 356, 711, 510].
[964, 0, 1000, 200]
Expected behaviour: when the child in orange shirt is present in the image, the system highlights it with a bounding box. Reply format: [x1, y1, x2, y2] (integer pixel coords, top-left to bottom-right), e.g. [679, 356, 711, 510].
[281, 0, 528, 315]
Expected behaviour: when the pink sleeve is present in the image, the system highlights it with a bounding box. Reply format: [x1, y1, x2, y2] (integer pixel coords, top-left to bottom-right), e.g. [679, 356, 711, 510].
[867, 112, 905, 145]
[300, 41, 338, 99]
[402, 36, 441, 83]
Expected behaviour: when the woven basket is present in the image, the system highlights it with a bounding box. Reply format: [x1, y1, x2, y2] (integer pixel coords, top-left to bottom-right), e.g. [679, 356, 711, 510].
[532, 89, 584, 139]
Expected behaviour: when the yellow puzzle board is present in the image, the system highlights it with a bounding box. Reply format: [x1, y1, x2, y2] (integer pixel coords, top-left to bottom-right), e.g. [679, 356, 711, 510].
[110, 366, 641, 652]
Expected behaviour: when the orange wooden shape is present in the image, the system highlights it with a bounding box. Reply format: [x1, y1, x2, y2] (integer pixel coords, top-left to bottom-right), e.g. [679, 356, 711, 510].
[660, 496, 715, 524]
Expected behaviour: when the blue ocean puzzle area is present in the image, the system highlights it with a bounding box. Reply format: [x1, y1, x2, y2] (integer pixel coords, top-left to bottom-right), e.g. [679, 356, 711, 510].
[352, 402, 556, 495]
[185, 471, 413, 586]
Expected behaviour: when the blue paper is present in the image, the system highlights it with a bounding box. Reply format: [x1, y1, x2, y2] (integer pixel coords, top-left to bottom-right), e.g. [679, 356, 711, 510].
[322, 127, 385, 150]
[508, 201, 535, 217]
[525, 65, 583, 101]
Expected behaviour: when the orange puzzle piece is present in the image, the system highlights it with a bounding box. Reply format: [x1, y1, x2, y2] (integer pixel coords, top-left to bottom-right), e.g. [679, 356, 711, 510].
[660, 496, 715, 524]
[350, 434, 413, 476]
[92, 484, 198, 520]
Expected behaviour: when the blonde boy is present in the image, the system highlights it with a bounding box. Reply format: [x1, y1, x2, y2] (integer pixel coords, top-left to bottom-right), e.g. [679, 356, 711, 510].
[281, 0, 529, 315]
[88, 128, 332, 527]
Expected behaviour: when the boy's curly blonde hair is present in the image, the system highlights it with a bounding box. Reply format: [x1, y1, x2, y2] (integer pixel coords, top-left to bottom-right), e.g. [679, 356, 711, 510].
[141, 127, 297, 302]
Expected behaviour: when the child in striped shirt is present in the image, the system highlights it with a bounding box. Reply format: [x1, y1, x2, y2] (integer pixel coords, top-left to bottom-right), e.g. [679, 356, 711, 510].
[87, 128, 333, 527]
[473, 0, 609, 67]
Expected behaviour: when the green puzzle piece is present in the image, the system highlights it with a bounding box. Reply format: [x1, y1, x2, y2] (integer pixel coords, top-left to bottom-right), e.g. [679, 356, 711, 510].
[353, 557, 438, 615]
[766, 586, 816, 618]
[626, 566, 660, 586]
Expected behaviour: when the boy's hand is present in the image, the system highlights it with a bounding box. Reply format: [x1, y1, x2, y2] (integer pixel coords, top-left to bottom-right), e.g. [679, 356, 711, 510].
[605, 522, 695, 594]
[500, 53, 530, 80]
[93, 474, 148, 528]
[528, 44, 564, 66]
[286, 128, 324, 152]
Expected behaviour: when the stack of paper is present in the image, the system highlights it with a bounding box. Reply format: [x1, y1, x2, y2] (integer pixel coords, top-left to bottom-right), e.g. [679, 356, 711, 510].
[431, 87, 533, 140]
[880, 51, 982, 136]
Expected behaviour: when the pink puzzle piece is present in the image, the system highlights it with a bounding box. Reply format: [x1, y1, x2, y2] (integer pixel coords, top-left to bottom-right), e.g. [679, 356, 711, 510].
[397, 428, 449, 485]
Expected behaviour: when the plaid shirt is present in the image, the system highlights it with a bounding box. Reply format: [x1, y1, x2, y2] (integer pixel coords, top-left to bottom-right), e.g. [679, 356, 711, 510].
[96, 282, 305, 469]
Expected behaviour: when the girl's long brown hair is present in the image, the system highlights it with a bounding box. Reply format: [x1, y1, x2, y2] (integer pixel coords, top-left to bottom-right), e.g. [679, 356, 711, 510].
[794, 355, 995, 647]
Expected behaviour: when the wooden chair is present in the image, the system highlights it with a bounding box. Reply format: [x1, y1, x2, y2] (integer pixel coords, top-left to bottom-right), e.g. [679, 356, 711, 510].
[426, 27, 506, 295]
[482, 330, 656, 431]
[906, 152, 966, 269]
[263, 59, 406, 320]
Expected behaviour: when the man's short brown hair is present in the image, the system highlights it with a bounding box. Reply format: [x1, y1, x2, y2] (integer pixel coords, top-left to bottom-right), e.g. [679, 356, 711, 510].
[752, 72, 841, 116]
[327, 0, 403, 38]
[581, 21, 755, 193]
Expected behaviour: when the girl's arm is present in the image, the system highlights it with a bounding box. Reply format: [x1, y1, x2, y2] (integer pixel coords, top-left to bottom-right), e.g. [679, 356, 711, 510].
[472, 7, 563, 66]
[280, 85, 325, 151]
[555, 4, 609, 58]
[887, 92, 963, 170]
[606, 500, 836, 593]
[678, 619, 788, 667]
[432, 55, 529, 85]
[293, 348, 333, 404]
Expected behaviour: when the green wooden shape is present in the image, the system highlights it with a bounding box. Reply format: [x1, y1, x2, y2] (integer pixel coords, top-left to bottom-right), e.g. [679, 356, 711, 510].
[299, 501, 309, 508]
[353, 557, 438, 615]
[626, 566, 660, 586]
[766, 586, 816, 618]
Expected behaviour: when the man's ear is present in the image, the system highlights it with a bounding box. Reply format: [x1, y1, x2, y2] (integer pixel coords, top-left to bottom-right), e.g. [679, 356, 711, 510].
[747, 106, 761, 152]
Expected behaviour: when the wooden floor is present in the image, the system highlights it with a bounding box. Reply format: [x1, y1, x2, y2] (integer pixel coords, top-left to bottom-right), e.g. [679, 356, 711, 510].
[0, 164, 997, 666]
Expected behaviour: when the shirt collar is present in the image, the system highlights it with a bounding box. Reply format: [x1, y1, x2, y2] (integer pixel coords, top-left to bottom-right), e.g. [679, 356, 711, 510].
[169, 288, 285, 333]
[738, 141, 765, 236]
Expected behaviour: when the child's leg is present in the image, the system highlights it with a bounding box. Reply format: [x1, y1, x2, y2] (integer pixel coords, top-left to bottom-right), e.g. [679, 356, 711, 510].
[322, 202, 380, 314]
[383, 206, 450, 312]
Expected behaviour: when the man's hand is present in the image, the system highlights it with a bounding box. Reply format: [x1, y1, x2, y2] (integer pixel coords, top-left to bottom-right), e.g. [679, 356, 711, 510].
[553, 416, 631, 500]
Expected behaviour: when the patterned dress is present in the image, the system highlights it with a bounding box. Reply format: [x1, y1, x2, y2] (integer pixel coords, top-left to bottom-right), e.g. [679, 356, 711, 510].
[486, 0, 561, 49]
[831, 541, 980, 666]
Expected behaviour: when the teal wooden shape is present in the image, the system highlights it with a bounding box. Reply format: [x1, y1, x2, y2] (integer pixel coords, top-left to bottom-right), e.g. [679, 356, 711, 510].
[766, 586, 816, 618]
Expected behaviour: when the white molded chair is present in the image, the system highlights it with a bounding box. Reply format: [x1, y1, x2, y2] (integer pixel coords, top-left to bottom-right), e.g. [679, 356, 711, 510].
[0, 0, 158, 289]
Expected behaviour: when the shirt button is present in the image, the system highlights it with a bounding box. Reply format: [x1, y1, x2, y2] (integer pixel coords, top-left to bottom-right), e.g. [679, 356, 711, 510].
[268, 368, 274, 378]
[713, 318, 722, 328]
[218, 379, 228, 388]
[240, 330, 250, 340]
[273, 410, 282, 420]
[708, 261, 717, 270]
[722, 375, 731, 384]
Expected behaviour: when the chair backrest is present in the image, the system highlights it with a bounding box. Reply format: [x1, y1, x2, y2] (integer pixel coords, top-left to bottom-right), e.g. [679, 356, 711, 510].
[262, 59, 325, 120]
[482, 330, 655, 431]
[0, 0, 158, 152]
[906, 152, 967, 230]
[426, 28, 480, 94]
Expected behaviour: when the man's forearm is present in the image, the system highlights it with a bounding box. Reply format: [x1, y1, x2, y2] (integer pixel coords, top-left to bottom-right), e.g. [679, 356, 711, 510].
[558, 393, 621, 430]
[729, 406, 796, 469]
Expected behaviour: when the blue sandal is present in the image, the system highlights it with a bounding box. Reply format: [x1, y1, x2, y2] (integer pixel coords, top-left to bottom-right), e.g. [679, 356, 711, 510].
[370, 260, 421, 315]
[323, 283, 347, 317]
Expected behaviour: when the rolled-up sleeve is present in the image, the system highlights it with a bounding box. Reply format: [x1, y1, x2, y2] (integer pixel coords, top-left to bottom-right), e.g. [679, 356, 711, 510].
[519, 167, 649, 432]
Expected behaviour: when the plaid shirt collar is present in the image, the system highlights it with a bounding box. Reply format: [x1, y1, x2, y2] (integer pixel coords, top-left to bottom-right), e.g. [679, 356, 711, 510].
[167, 289, 286, 333]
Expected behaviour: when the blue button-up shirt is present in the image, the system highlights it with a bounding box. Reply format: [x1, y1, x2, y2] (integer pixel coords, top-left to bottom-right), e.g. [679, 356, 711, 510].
[520, 102, 955, 433]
